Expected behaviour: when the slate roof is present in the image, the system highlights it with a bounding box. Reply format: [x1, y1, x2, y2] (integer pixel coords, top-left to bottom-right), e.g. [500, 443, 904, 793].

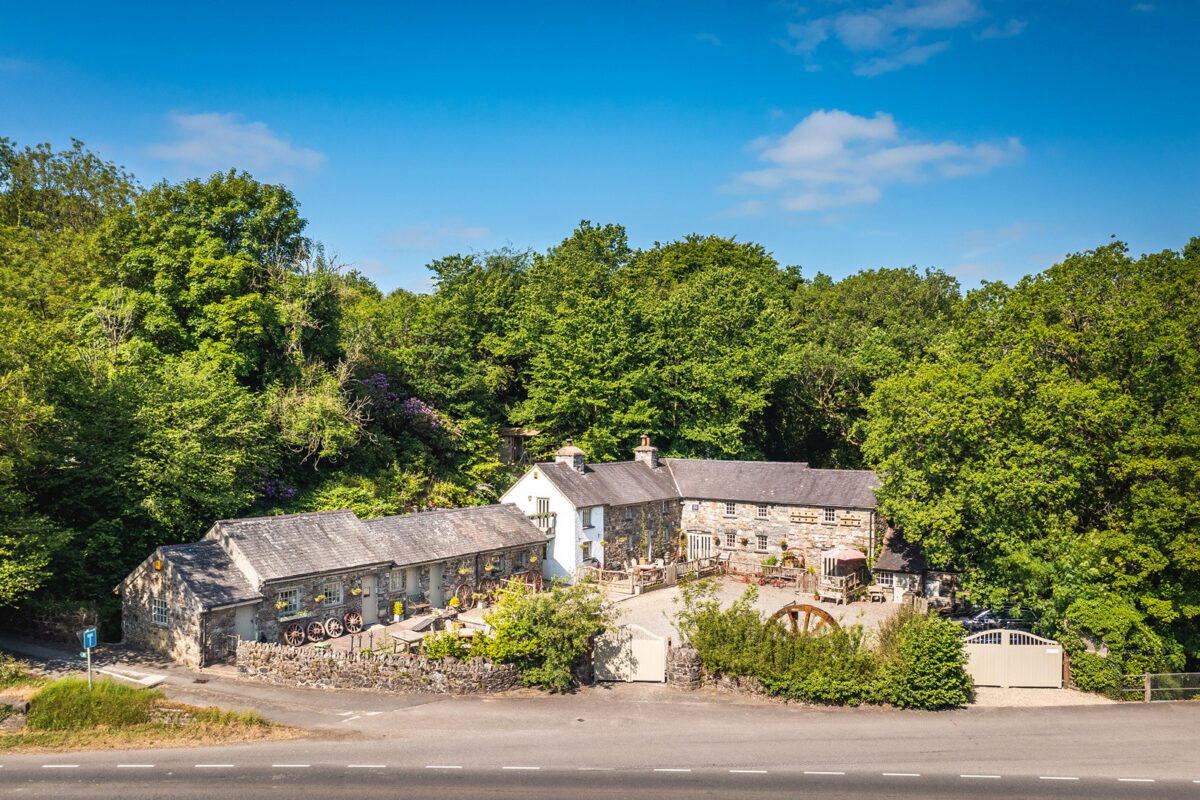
[362, 503, 548, 564]
[206, 510, 391, 584]
[159, 541, 261, 610]
[874, 533, 928, 574]
[665, 459, 879, 509]
[538, 461, 681, 508]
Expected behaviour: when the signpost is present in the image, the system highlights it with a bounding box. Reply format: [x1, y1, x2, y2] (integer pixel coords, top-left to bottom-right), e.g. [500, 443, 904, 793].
[77, 627, 97, 689]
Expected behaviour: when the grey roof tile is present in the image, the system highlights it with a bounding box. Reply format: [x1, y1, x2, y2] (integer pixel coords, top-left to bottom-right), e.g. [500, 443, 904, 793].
[665, 458, 879, 508]
[362, 503, 548, 563]
[539, 461, 680, 507]
[874, 533, 928, 573]
[159, 541, 261, 610]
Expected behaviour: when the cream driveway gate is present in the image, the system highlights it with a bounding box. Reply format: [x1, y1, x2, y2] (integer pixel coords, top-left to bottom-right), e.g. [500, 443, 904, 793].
[594, 624, 666, 682]
[963, 629, 1063, 688]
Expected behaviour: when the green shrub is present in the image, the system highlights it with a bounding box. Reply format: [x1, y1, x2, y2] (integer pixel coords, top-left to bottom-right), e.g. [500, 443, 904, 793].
[0, 653, 41, 688]
[1067, 651, 1123, 695]
[1059, 596, 1184, 691]
[423, 630, 471, 660]
[26, 678, 162, 730]
[884, 614, 974, 709]
[762, 555, 778, 566]
[480, 577, 615, 692]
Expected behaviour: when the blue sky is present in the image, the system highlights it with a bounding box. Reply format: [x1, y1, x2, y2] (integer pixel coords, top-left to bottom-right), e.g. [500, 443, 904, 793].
[3, 1, 1197, 292]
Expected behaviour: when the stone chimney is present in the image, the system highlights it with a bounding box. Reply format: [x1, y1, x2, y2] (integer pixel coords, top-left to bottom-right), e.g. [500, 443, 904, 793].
[555, 439, 586, 474]
[633, 434, 659, 469]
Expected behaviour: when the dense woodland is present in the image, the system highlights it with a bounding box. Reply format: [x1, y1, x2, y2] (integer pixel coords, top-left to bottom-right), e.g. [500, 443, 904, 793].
[1, 138, 1196, 680]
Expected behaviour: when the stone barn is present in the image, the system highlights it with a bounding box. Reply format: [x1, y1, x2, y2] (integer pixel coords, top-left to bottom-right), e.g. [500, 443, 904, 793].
[118, 504, 548, 667]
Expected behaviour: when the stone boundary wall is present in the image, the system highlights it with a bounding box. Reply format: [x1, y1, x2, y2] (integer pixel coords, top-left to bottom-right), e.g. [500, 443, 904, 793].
[666, 643, 766, 696]
[236, 640, 521, 694]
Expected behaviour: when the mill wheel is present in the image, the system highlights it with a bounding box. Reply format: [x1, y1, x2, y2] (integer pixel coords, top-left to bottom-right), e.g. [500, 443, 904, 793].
[305, 620, 326, 642]
[454, 583, 476, 610]
[770, 602, 839, 636]
[283, 622, 306, 647]
[343, 610, 363, 633]
[323, 616, 344, 638]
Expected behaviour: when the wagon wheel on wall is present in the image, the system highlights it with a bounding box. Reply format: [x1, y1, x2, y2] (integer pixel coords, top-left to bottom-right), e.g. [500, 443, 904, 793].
[282, 623, 306, 647]
[343, 610, 363, 633]
[323, 616, 344, 638]
[454, 583, 476, 610]
[769, 602, 839, 636]
[479, 578, 500, 599]
[523, 569, 544, 592]
[305, 620, 327, 642]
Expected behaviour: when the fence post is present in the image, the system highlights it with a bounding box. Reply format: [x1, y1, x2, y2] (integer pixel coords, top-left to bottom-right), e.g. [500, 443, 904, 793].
[1143, 672, 1151, 703]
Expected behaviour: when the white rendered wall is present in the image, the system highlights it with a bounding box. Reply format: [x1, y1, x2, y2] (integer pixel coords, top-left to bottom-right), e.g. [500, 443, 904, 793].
[501, 467, 580, 582]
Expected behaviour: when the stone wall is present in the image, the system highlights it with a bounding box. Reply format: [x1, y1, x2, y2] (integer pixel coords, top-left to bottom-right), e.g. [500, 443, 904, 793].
[601, 501, 681, 569]
[666, 643, 766, 696]
[680, 500, 877, 572]
[236, 640, 522, 694]
[120, 552, 205, 667]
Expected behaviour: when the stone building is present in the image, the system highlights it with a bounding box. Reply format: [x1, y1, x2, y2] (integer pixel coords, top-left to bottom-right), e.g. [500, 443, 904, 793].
[117, 504, 548, 667]
[501, 436, 883, 581]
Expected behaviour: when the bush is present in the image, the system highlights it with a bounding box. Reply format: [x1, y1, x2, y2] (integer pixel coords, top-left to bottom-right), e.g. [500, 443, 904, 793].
[423, 630, 471, 660]
[480, 578, 615, 692]
[1068, 651, 1123, 695]
[0, 652, 41, 688]
[26, 678, 162, 731]
[1059, 596, 1184, 690]
[883, 614, 974, 709]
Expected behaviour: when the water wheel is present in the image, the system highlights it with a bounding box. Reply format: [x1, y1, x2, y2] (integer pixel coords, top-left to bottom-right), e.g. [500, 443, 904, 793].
[343, 610, 363, 633]
[283, 622, 305, 647]
[454, 583, 476, 609]
[323, 616, 344, 638]
[305, 620, 326, 642]
[770, 602, 839, 636]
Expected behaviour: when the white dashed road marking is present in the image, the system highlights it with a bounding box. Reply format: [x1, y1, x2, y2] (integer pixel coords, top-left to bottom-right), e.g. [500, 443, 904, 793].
[960, 774, 1002, 779]
[653, 768, 692, 772]
[272, 764, 310, 768]
[347, 764, 386, 769]
[425, 765, 462, 770]
[1118, 778, 1155, 782]
[342, 715, 361, 722]
[1039, 776, 1079, 781]
[41, 765, 79, 769]
[577, 767, 613, 771]
[117, 764, 155, 768]
[195, 764, 234, 768]
[502, 766, 540, 770]
[729, 769, 768, 774]
[804, 771, 845, 775]
[883, 772, 920, 777]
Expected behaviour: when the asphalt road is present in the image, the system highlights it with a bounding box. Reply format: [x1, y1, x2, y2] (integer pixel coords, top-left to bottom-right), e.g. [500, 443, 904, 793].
[2, 689, 1198, 799]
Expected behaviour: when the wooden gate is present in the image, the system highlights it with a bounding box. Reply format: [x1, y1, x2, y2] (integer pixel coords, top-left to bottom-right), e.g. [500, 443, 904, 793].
[963, 629, 1063, 688]
[594, 624, 666, 682]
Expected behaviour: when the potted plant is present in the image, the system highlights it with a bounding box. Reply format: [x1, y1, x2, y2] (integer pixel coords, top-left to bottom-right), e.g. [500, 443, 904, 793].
[448, 596, 461, 610]
[274, 600, 288, 611]
[350, 587, 362, 596]
[528, 554, 539, 564]
[779, 539, 788, 550]
[458, 566, 470, 576]
[314, 594, 327, 604]
[739, 536, 749, 547]
[484, 562, 497, 573]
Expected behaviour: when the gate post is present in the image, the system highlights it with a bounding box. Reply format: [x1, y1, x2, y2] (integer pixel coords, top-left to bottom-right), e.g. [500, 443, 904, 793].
[1143, 672, 1151, 703]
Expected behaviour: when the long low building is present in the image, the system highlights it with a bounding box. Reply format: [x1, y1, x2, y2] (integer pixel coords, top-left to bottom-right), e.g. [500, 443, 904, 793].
[117, 504, 548, 667]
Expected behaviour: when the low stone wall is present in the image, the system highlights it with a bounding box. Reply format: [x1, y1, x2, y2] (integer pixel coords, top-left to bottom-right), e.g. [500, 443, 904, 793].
[236, 641, 521, 694]
[666, 643, 766, 696]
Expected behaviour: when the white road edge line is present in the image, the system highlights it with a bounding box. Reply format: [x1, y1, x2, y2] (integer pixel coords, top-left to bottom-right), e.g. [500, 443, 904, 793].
[883, 772, 921, 776]
[426, 765, 462, 769]
[804, 771, 845, 775]
[343, 715, 361, 722]
[1118, 778, 1155, 782]
[1039, 776, 1079, 781]
[960, 774, 1002, 779]
[654, 768, 692, 772]
[41, 765, 79, 769]
[730, 769, 768, 774]
[347, 764, 387, 768]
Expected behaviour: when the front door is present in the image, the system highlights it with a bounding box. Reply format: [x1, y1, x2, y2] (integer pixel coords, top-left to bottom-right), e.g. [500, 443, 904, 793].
[686, 531, 712, 561]
[428, 563, 444, 608]
[234, 605, 257, 642]
[361, 574, 378, 624]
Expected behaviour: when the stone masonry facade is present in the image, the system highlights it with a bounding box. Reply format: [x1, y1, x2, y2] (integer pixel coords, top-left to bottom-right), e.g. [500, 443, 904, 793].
[236, 640, 522, 694]
[601, 501, 682, 568]
[680, 499, 880, 572]
[122, 556, 207, 667]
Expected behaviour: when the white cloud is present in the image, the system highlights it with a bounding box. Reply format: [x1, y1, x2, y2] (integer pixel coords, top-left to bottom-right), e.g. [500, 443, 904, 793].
[385, 222, 491, 250]
[728, 108, 1023, 214]
[148, 112, 325, 176]
[784, 0, 1022, 75]
[1132, 3, 1155, 11]
[0, 56, 36, 73]
[977, 18, 1027, 39]
[696, 32, 722, 46]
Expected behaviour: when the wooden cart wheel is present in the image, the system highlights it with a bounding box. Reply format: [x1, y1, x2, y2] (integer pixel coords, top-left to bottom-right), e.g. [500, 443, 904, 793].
[323, 616, 344, 638]
[343, 610, 363, 633]
[454, 583, 476, 610]
[769, 602, 839, 636]
[305, 620, 326, 642]
[283, 622, 306, 647]
[479, 578, 500, 598]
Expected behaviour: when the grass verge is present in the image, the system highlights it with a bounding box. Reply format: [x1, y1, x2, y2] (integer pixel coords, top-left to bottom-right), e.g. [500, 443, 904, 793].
[0, 652, 45, 690]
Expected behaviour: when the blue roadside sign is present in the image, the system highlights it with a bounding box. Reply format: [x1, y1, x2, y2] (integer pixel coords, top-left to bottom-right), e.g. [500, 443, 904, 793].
[83, 628, 97, 649]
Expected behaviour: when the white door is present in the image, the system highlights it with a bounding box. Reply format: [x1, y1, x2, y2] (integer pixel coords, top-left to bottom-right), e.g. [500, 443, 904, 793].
[234, 605, 257, 641]
[594, 624, 666, 682]
[362, 574, 378, 624]
[429, 564, 444, 607]
[686, 531, 712, 561]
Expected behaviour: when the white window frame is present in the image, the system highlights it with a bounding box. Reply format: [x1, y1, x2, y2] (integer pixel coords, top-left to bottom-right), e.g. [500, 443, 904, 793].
[535, 497, 551, 529]
[756, 533, 768, 551]
[581, 508, 593, 528]
[724, 501, 737, 517]
[875, 571, 894, 587]
[150, 597, 168, 627]
[389, 569, 405, 593]
[276, 588, 300, 616]
[320, 582, 343, 605]
[756, 503, 768, 519]
[724, 531, 736, 548]
[624, 506, 634, 521]
[823, 507, 837, 524]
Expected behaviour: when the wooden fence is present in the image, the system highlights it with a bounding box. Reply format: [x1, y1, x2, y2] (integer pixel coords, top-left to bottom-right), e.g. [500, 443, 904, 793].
[579, 557, 722, 595]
